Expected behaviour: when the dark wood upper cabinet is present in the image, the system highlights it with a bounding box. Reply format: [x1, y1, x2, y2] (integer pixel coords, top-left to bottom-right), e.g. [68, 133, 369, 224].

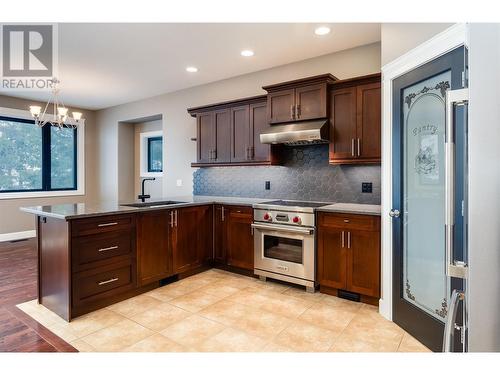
[136, 210, 172, 286]
[263, 74, 337, 124]
[249, 102, 270, 162]
[225, 206, 254, 271]
[329, 87, 357, 162]
[197, 112, 215, 164]
[230, 105, 250, 162]
[214, 109, 231, 164]
[189, 95, 275, 167]
[328, 73, 381, 165]
[266, 89, 295, 124]
[356, 82, 381, 161]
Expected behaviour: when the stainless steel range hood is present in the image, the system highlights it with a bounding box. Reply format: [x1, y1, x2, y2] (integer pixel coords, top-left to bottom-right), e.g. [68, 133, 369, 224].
[259, 120, 329, 146]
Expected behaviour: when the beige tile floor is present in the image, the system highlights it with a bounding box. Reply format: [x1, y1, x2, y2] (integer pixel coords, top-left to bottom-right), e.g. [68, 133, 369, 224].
[17, 269, 430, 352]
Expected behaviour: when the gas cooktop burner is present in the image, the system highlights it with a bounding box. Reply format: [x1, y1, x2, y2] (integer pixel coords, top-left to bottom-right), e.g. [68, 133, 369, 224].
[261, 200, 330, 208]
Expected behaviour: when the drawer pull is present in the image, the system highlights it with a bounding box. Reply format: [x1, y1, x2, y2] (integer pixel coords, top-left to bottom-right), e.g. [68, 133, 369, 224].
[343, 219, 350, 223]
[97, 277, 119, 286]
[98, 222, 118, 227]
[98, 245, 118, 252]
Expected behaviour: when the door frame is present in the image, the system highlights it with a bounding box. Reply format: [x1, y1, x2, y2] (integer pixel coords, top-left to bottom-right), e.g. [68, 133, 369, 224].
[379, 23, 467, 321]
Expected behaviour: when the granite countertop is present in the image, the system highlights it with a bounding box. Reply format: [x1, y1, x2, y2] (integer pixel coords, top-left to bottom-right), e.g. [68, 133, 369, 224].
[316, 203, 381, 216]
[20, 195, 381, 220]
[19, 195, 269, 220]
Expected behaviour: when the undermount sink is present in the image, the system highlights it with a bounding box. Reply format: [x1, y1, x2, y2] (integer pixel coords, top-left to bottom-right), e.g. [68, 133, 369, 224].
[121, 200, 187, 208]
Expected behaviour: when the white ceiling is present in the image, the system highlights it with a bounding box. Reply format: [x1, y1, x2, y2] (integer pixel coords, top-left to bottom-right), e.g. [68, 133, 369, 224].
[1, 23, 381, 110]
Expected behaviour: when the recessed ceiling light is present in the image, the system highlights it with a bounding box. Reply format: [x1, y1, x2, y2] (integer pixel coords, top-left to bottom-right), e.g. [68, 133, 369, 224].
[241, 49, 254, 57]
[314, 26, 331, 36]
[186, 66, 198, 73]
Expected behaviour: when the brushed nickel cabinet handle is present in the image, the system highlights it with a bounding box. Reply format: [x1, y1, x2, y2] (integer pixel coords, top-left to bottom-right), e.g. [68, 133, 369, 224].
[170, 211, 174, 227]
[98, 222, 118, 227]
[174, 210, 178, 227]
[98, 246, 118, 252]
[290, 105, 295, 119]
[347, 231, 351, 249]
[357, 138, 361, 157]
[296, 104, 301, 119]
[341, 231, 345, 248]
[351, 139, 355, 157]
[221, 206, 225, 222]
[98, 277, 118, 286]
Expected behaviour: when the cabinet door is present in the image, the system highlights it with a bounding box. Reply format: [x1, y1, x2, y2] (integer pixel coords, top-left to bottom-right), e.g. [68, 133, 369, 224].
[329, 87, 357, 163]
[199, 205, 213, 262]
[214, 205, 226, 264]
[295, 83, 327, 121]
[346, 229, 380, 298]
[356, 82, 381, 162]
[197, 112, 215, 163]
[317, 225, 347, 289]
[226, 206, 254, 270]
[230, 105, 250, 162]
[214, 109, 231, 163]
[267, 89, 295, 124]
[136, 210, 172, 286]
[172, 206, 203, 274]
[249, 102, 270, 162]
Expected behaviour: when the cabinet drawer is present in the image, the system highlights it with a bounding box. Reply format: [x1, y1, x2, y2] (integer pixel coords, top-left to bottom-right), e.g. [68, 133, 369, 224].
[73, 261, 134, 306]
[71, 214, 134, 237]
[72, 230, 133, 269]
[318, 212, 379, 231]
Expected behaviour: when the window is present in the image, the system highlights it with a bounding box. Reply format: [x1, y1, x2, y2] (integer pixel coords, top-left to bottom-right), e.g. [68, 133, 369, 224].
[147, 136, 163, 173]
[0, 116, 77, 193]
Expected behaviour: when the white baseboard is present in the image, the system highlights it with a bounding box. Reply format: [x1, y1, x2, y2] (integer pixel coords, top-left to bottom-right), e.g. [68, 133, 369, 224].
[0, 230, 36, 242]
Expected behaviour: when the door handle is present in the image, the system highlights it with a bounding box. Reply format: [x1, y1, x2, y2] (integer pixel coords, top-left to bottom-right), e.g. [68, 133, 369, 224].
[445, 88, 469, 279]
[389, 209, 400, 218]
[443, 289, 465, 352]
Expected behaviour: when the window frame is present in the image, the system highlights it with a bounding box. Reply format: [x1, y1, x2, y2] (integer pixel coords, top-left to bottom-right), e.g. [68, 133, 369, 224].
[0, 107, 85, 200]
[147, 136, 163, 173]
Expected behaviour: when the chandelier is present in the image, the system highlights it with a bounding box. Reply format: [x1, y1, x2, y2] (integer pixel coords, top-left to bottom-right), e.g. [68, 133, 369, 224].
[29, 78, 84, 128]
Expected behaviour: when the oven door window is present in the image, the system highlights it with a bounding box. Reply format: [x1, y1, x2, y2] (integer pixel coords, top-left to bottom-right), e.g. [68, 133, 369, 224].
[263, 235, 303, 264]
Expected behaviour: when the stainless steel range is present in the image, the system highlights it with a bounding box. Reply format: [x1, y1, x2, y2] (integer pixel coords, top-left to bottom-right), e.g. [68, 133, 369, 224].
[252, 200, 330, 292]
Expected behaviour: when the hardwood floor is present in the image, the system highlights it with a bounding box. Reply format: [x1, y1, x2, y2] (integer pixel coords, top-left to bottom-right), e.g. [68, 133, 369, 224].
[0, 238, 76, 352]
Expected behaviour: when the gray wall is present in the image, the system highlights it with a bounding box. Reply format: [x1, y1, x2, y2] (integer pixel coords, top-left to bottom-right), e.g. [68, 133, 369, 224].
[0, 95, 97, 235]
[381, 23, 453, 66]
[95, 42, 381, 202]
[194, 145, 380, 204]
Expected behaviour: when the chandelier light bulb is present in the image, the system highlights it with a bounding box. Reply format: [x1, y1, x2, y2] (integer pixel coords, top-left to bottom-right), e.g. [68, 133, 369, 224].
[30, 106, 41, 117]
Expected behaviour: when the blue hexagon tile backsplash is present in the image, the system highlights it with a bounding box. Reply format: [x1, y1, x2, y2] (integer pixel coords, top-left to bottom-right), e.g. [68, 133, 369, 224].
[193, 144, 381, 204]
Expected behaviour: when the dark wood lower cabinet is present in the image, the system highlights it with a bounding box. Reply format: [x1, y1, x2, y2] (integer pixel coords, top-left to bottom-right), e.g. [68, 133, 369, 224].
[213, 205, 254, 272]
[225, 206, 254, 271]
[136, 210, 172, 286]
[317, 212, 381, 304]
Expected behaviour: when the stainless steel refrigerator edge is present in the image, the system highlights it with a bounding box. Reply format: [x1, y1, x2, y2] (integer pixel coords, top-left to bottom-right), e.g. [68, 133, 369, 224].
[467, 23, 500, 352]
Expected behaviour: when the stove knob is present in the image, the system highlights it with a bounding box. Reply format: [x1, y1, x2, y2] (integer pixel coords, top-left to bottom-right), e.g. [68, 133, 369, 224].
[263, 213, 271, 221]
[292, 216, 301, 224]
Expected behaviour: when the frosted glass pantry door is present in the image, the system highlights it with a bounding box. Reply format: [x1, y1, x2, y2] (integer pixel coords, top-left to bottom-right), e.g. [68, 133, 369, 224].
[402, 71, 451, 322]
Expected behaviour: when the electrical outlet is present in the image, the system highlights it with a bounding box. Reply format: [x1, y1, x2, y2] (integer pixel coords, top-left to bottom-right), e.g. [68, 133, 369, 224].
[176, 179, 182, 187]
[362, 182, 372, 193]
[265, 181, 271, 190]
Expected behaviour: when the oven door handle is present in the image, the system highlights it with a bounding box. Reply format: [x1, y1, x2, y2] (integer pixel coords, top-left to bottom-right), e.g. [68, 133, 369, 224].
[251, 223, 314, 235]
